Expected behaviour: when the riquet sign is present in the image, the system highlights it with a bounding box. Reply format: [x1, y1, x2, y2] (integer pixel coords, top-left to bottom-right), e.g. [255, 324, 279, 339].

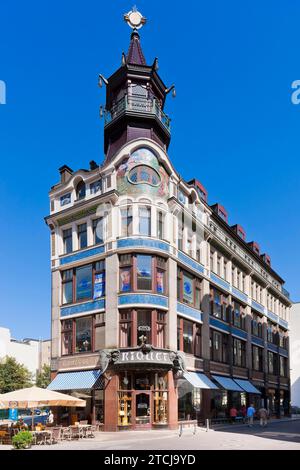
[115, 350, 173, 366]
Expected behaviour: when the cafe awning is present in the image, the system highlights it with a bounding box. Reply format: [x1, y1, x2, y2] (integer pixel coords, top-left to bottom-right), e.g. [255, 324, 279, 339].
[233, 379, 261, 394]
[47, 369, 103, 391]
[212, 375, 244, 392]
[183, 372, 219, 390]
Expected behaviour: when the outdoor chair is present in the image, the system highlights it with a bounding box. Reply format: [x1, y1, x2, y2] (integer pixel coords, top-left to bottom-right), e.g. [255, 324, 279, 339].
[50, 427, 63, 444]
[79, 420, 88, 425]
[68, 425, 81, 440]
[85, 425, 96, 438]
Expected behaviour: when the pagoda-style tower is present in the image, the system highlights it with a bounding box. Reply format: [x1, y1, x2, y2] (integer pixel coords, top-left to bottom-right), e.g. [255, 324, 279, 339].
[100, 9, 173, 162]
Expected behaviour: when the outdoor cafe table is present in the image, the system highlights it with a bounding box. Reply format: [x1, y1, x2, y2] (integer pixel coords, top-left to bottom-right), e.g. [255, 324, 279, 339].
[31, 430, 52, 445]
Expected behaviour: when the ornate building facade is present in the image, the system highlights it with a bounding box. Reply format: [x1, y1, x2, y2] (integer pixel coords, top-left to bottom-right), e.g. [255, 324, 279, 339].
[46, 10, 291, 431]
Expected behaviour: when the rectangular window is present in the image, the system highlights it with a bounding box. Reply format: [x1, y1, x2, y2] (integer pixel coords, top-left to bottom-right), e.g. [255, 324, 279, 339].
[63, 228, 72, 254]
[120, 267, 132, 292]
[137, 310, 151, 345]
[76, 264, 93, 301]
[121, 207, 133, 237]
[90, 180, 102, 195]
[195, 326, 201, 358]
[93, 218, 103, 245]
[182, 272, 194, 305]
[268, 351, 275, 374]
[183, 320, 193, 354]
[217, 255, 221, 276]
[252, 313, 263, 337]
[177, 212, 184, 251]
[62, 269, 73, 304]
[60, 193, 71, 207]
[211, 288, 228, 322]
[94, 261, 105, 299]
[119, 311, 132, 347]
[61, 319, 73, 355]
[210, 330, 228, 363]
[94, 313, 105, 351]
[233, 338, 246, 367]
[78, 223, 87, 249]
[75, 316, 92, 353]
[252, 345, 263, 371]
[224, 259, 228, 280]
[210, 250, 214, 272]
[280, 356, 287, 377]
[232, 301, 245, 329]
[157, 211, 164, 240]
[156, 311, 166, 349]
[139, 206, 151, 236]
[137, 255, 152, 291]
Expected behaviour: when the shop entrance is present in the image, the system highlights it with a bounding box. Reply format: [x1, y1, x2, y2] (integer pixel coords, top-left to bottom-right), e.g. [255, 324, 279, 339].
[135, 391, 151, 428]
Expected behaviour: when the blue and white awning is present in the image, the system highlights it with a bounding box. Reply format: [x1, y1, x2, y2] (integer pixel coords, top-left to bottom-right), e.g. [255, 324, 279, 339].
[183, 372, 219, 390]
[233, 379, 261, 394]
[47, 369, 103, 391]
[212, 375, 244, 392]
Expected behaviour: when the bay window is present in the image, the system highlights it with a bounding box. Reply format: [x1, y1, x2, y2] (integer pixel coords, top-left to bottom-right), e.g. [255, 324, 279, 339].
[120, 206, 133, 237]
[139, 206, 151, 236]
[61, 313, 105, 355]
[119, 309, 166, 348]
[61, 261, 105, 305]
[119, 254, 166, 294]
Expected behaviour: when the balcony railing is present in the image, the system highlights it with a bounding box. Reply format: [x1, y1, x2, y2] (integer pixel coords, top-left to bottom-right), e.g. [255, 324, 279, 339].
[104, 95, 171, 132]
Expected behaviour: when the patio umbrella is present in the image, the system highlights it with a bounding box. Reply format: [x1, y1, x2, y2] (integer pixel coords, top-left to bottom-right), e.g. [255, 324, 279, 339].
[0, 386, 86, 429]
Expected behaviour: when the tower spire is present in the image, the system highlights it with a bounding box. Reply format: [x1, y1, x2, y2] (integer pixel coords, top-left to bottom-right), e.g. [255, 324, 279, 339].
[124, 7, 147, 65]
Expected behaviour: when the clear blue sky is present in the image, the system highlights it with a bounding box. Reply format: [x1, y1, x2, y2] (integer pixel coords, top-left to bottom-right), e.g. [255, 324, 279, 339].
[0, 0, 299, 339]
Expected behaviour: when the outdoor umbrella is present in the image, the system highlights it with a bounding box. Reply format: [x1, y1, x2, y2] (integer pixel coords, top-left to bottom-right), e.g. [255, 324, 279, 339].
[0, 386, 86, 428]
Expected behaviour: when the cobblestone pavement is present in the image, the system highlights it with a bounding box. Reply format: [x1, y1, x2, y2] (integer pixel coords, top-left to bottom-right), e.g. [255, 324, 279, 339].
[1, 419, 300, 450]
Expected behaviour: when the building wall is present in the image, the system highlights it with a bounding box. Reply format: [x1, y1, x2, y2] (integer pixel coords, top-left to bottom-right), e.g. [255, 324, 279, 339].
[0, 327, 50, 380]
[290, 303, 300, 407]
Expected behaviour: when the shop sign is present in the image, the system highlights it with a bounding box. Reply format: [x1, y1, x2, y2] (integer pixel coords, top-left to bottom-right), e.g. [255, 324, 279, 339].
[115, 349, 173, 366]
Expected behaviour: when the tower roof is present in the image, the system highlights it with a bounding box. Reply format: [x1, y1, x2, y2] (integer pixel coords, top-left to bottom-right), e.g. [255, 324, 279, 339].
[127, 31, 146, 65]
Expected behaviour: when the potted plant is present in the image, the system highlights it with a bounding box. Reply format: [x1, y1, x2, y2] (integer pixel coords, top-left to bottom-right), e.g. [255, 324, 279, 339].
[12, 431, 33, 450]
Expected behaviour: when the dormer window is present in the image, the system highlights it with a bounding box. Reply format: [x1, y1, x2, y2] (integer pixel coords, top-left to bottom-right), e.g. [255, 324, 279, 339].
[76, 180, 86, 200]
[219, 210, 227, 222]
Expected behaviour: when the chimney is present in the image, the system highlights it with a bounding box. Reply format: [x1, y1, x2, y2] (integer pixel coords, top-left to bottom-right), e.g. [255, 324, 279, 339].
[211, 203, 228, 223]
[59, 165, 73, 184]
[89, 160, 98, 171]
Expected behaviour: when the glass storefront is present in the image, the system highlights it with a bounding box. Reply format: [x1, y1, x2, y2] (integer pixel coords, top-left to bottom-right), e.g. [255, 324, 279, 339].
[177, 378, 201, 421]
[117, 372, 168, 428]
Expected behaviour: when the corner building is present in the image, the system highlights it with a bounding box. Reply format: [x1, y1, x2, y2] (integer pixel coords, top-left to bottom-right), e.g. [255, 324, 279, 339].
[46, 13, 292, 431]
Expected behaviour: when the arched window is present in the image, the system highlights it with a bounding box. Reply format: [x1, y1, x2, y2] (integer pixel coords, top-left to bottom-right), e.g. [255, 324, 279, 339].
[128, 165, 161, 187]
[76, 180, 86, 200]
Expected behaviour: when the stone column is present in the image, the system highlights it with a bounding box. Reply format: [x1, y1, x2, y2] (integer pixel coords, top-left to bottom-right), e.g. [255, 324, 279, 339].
[104, 373, 118, 431]
[168, 258, 177, 351]
[245, 305, 252, 373]
[167, 370, 178, 430]
[51, 269, 61, 359]
[105, 253, 119, 349]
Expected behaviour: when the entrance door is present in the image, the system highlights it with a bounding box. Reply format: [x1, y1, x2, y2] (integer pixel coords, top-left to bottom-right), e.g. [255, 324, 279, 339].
[135, 392, 151, 428]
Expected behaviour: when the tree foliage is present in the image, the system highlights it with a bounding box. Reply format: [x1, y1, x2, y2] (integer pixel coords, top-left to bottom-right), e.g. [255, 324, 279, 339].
[35, 364, 51, 388]
[0, 356, 32, 393]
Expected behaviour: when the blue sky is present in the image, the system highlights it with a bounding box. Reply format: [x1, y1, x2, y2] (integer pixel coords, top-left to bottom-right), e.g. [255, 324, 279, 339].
[0, 0, 299, 339]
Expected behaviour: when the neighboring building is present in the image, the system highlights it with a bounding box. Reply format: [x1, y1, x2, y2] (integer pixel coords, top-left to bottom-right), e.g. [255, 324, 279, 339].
[46, 10, 292, 430]
[0, 327, 51, 380]
[290, 302, 300, 407]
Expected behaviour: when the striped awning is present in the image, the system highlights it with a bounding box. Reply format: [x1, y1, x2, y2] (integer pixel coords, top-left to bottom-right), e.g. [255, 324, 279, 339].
[233, 379, 261, 394]
[212, 375, 244, 392]
[47, 370, 103, 391]
[183, 372, 219, 390]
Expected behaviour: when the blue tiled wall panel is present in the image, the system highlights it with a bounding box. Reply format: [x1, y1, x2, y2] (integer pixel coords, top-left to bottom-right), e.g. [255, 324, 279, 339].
[279, 318, 289, 329]
[178, 251, 205, 275]
[60, 299, 105, 317]
[231, 287, 248, 303]
[251, 300, 265, 314]
[210, 273, 230, 291]
[118, 294, 168, 308]
[267, 310, 279, 323]
[279, 347, 289, 358]
[60, 245, 105, 265]
[267, 342, 278, 353]
[177, 302, 203, 323]
[117, 238, 170, 253]
[209, 317, 230, 333]
[251, 336, 264, 347]
[231, 327, 247, 340]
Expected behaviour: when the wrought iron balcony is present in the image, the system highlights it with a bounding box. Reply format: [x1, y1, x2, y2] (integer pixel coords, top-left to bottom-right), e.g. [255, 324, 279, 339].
[104, 95, 171, 132]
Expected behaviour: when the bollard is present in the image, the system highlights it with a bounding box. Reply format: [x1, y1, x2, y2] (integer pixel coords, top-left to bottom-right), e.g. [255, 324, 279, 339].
[179, 423, 183, 437]
[206, 418, 210, 432]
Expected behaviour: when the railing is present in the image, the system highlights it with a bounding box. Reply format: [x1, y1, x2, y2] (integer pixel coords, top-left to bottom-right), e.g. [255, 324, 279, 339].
[282, 287, 290, 299]
[104, 95, 171, 132]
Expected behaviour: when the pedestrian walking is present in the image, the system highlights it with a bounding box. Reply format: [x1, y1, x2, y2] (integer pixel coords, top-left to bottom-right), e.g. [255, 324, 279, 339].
[246, 404, 256, 427]
[240, 405, 247, 424]
[229, 406, 238, 424]
[258, 407, 268, 427]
